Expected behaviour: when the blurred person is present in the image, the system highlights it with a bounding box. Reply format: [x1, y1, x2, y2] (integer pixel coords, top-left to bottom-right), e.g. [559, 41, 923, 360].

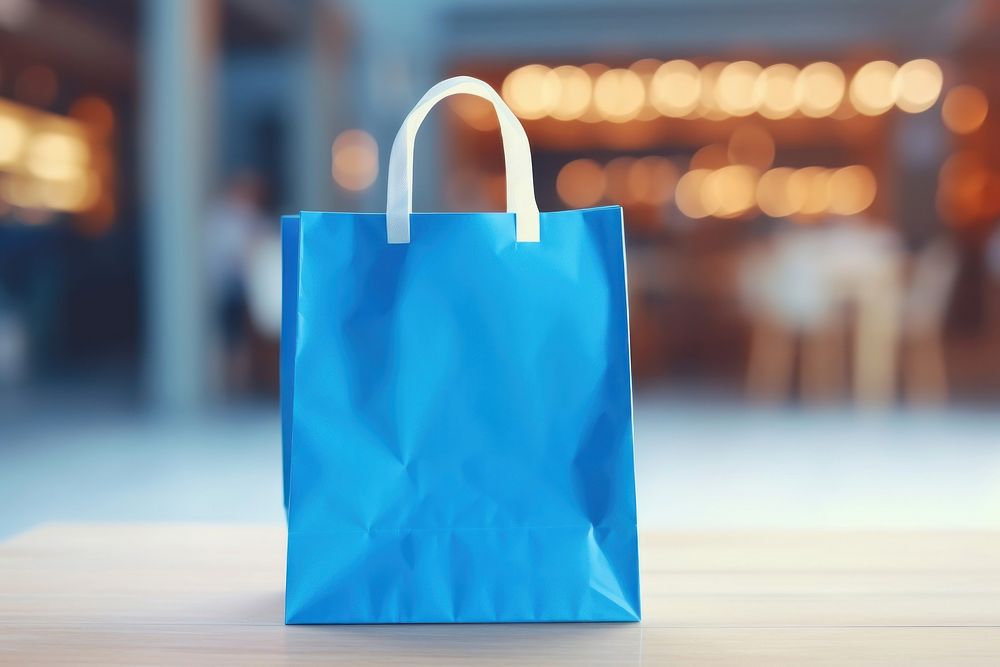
[899, 238, 959, 404]
[983, 221, 1000, 370]
[245, 236, 282, 343]
[205, 171, 271, 396]
[741, 217, 904, 405]
[741, 225, 844, 404]
[987, 220, 1000, 285]
[986, 220, 1000, 302]
[244, 227, 283, 395]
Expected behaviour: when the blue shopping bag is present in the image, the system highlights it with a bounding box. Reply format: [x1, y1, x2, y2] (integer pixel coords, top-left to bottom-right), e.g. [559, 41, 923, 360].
[282, 76, 640, 624]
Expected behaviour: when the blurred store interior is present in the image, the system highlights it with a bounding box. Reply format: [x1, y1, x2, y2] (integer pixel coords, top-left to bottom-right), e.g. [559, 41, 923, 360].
[2, 0, 1000, 537]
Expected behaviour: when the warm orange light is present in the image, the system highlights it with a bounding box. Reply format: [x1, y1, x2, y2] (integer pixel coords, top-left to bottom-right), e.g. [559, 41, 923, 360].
[593, 68, 645, 122]
[0, 100, 108, 218]
[790, 166, 831, 215]
[755, 64, 799, 119]
[727, 125, 774, 171]
[501, 58, 948, 124]
[942, 84, 989, 134]
[984, 174, 1000, 220]
[937, 150, 990, 223]
[827, 165, 877, 214]
[549, 65, 592, 121]
[1, 176, 41, 208]
[675, 169, 711, 218]
[629, 59, 662, 121]
[689, 144, 729, 170]
[629, 59, 661, 75]
[331, 129, 379, 191]
[893, 59, 943, 113]
[25, 130, 90, 181]
[938, 173, 987, 223]
[697, 62, 728, 119]
[849, 61, 898, 116]
[0, 113, 28, 165]
[939, 150, 986, 183]
[41, 172, 100, 212]
[68, 96, 115, 140]
[502, 64, 559, 120]
[556, 158, 605, 207]
[703, 165, 758, 217]
[578, 64, 609, 123]
[628, 156, 677, 205]
[603, 157, 635, 202]
[756, 167, 798, 217]
[650, 60, 701, 117]
[796, 62, 845, 118]
[448, 94, 498, 131]
[715, 61, 762, 117]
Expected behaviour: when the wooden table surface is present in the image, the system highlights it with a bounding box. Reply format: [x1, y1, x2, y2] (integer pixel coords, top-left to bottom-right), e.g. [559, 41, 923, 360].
[1, 524, 999, 665]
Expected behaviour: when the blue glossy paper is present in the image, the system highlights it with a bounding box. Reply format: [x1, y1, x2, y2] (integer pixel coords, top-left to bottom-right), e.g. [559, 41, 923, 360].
[282, 206, 640, 623]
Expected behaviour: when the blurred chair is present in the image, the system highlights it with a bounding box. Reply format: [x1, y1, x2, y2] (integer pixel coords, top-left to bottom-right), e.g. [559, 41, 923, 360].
[899, 240, 959, 405]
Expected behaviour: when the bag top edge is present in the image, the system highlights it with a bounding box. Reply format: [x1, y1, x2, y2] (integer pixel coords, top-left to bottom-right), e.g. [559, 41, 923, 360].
[289, 205, 623, 218]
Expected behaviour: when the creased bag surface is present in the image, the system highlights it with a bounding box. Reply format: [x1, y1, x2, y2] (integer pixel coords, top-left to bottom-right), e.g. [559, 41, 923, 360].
[282, 77, 640, 624]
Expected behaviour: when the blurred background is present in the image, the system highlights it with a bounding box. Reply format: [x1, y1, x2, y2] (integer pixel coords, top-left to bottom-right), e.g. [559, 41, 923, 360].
[2, 0, 1000, 538]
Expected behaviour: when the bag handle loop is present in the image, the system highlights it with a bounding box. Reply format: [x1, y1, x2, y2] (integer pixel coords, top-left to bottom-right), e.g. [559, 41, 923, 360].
[385, 76, 540, 244]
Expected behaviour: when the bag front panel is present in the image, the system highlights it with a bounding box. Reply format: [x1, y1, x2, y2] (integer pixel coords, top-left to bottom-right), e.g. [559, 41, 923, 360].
[285, 206, 639, 622]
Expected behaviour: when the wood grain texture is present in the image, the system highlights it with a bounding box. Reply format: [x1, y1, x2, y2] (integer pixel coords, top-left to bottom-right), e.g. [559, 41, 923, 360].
[1, 524, 999, 664]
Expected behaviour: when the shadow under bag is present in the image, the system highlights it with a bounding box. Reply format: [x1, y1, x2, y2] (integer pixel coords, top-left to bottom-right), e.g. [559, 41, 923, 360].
[281, 76, 640, 623]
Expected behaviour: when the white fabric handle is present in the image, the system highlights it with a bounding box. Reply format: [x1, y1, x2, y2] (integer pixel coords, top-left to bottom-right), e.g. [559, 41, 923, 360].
[385, 76, 540, 244]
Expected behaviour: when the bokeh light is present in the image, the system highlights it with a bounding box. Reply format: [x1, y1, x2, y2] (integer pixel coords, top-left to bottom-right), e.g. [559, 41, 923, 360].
[593, 68, 645, 122]
[331, 129, 379, 191]
[25, 131, 89, 181]
[68, 96, 115, 141]
[650, 60, 701, 117]
[937, 149, 990, 223]
[603, 156, 636, 202]
[727, 124, 775, 171]
[0, 113, 28, 165]
[942, 84, 988, 134]
[41, 172, 100, 212]
[629, 59, 662, 121]
[549, 65, 592, 121]
[689, 143, 729, 170]
[1, 176, 43, 208]
[497, 57, 948, 123]
[893, 59, 943, 113]
[502, 64, 559, 120]
[448, 94, 499, 131]
[756, 167, 798, 217]
[556, 158, 605, 207]
[827, 165, 877, 214]
[715, 61, 762, 117]
[697, 62, 728, 119]
[578, 63, 609, 123]
[628, 156, 677, 205]
[796, 62, 845, 118]
[675, 168, 711, 218]
[790, 166, 831, 215]
[849, 61, 899, 116]
[702, 164, 758, 217]
[755, 64, 800, 119]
